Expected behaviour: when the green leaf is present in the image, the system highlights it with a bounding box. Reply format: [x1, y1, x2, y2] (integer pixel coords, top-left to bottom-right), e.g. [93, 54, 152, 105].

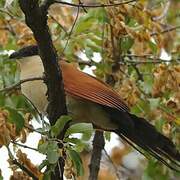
[38, 141, 59, 164]
[67, 149, 84, 176]
[149, 98, 160, 110]
[65, 123, 93, 136]
[43, 171, 51, 180]
[142, 172, 153, 180]
[65, 137, 82, 145]
[125, 16, 138, 27]
[143, 159, 169, 180]
[148, 41, 157, 54]
[85, 39, 101, 52]
[85, 47, 94, 59]
[131, 99, 150, 115]
[104, 132, 111, 142]
[38, 160, 49, 170]
[65, 137, 88, 152]
[74, 143, 87, 153]
[5, 106, 24, 132]
[47, 141, 59, 164]
[120, 37, 134, 53]
[51, 115, 72, 137]
[38, 141, 49, 154]
[74, 8, 108, 34]
[81, 130, 92, 141]
[155, 118, 165, 132]
[74, 18, 95, 34]
[139, 75, 153, 94]
[0, 169, 3, 180]
[0, 94, 5, 106]
[93, 8, 109, 23]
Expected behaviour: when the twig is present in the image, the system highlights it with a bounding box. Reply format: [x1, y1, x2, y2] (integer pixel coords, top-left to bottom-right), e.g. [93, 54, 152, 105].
[89, 130, 105, 180]
[54, 0, 137, 8]
[11, 141, 38, 152]
[131, 64, 144, 81]
[123, 59, 179, 64]
[0, 77, 43, 93]
[151, 25, 180, 36]
[128, 3, 180, 36]
[121, 54, 180, 64]
[49, 14, 68, 35]
[22, 94, 44, 121]
[7, 145, 38, 180]
[61, 2, 80, 56]
[110, 24, 117, 62]
[0, 8, 14, 18]
[0, 25, 17, 37]
[152, 0, 171, 21]
[24, 125, 48, 135]
[115, 54, 179, 66]
[12, 159, 38, 180]
[103, 148, 122, 179]
[78, 0, 88, 13]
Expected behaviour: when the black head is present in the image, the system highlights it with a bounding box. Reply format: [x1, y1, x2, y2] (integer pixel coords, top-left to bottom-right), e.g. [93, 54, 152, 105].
[9, 45, 39, 59]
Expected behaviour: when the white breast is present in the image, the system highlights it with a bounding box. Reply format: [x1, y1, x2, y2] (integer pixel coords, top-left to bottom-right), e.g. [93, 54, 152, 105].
[18, 56, 48, 112]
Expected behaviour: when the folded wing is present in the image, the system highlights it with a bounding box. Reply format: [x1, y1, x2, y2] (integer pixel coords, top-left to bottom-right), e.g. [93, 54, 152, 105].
[60, 61, 129, 112]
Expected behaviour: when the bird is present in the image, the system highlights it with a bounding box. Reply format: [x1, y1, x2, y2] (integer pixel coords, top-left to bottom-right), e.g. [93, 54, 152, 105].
[9, 45, 180, 171]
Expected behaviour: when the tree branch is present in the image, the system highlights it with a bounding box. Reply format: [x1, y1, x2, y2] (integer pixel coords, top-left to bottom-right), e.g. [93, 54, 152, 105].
[131, 64, 144, 81]
[18, 0, 68, 179]
[152, 0, 171, 21]
[12, 159, 38, 180]
[103, 148, 122, 179]
[0, 77, 43, 93]
[19, 0, 67, 123]
[89, 130, 105, 180]
[11, 141, 38, 152]
[61, 3, 80, 56]
[151, 25, 180, 36]
[54, 0, 137, 8]
[121, 54, 180, 64]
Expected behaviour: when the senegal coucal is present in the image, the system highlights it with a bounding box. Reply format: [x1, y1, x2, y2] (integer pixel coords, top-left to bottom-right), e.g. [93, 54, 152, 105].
[9, 45, 180, 171]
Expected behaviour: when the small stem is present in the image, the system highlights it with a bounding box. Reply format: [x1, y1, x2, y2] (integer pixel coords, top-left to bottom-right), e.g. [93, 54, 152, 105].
[11, 141, 38, 151]
[7, 146, 38, 180]
[0, 77, 43, 93]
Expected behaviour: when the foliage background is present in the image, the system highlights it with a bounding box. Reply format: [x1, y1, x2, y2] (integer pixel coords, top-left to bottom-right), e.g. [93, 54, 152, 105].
[0, 0, 180, 179]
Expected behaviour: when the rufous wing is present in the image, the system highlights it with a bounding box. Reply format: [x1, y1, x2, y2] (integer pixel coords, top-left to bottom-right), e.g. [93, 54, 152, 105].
[60, 61, 129, 112]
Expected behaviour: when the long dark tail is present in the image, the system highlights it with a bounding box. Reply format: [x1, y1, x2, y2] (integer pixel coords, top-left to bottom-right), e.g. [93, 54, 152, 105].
[103, 106, 180, 171]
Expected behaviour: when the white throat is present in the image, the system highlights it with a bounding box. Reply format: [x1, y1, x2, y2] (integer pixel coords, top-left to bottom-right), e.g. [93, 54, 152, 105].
[18, 55, 44, 79]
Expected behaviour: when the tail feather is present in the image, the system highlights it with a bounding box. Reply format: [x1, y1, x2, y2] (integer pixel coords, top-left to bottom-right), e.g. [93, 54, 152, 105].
[102, 106, 180, 171]
[118, 133, 179, 171]
[128, 114, 180, 162]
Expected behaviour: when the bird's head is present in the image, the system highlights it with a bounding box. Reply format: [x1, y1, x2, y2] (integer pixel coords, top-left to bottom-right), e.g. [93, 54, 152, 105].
[9, 45, 40, 69]
[9, 45, 39, 60]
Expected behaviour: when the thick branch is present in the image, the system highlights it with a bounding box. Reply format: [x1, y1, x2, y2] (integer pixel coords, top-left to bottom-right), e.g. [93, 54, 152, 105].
[19, 0, 67, 124]
[18, 0, 68, 179]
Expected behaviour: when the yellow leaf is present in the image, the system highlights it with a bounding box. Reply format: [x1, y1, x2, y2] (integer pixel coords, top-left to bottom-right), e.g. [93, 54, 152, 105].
[174, 118, 180, 126]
